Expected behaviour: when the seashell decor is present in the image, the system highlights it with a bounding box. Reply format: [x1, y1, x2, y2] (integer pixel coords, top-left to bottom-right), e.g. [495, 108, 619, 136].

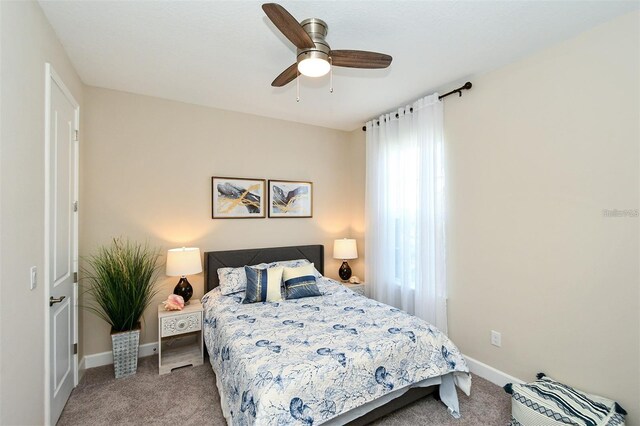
[163, 294, 185, 311]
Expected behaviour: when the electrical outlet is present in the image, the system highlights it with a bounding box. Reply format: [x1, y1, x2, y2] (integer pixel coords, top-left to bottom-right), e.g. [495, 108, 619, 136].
[30, 266, 37, 290]
[491, 330, 501, 347]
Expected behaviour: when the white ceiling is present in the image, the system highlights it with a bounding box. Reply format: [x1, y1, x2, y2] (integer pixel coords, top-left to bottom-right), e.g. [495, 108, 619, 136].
[39, 1, 638, 131]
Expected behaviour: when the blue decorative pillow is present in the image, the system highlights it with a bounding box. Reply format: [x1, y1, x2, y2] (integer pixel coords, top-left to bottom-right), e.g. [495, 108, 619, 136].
[243, 266, 283, 304]
[282, 263, 321, 300]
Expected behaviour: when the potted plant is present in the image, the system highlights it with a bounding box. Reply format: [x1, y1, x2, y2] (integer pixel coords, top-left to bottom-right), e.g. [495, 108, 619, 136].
[83, 238, 162, 378]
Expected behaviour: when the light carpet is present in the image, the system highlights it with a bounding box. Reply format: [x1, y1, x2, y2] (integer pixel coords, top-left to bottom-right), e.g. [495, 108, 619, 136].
[58, 356, 511, 425]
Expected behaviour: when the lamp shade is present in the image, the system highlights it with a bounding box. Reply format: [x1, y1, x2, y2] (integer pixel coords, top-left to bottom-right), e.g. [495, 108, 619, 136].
[166, 247, 202, 277]
[333, 239, 358, 260]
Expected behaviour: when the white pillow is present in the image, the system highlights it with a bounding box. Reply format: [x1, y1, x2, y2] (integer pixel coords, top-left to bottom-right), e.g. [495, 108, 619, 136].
[266, 259, 323, 278]
[217, 263, 267, 295]
[505, 373, 626, 426]
[217, 258, 322, 295]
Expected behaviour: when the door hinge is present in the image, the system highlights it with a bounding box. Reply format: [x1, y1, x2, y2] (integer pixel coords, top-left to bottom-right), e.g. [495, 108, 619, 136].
[74, 343, 78, 355]
[73, 272, 78, 283]
[73, 201, 78, 212]
[74, 130, 78, 141]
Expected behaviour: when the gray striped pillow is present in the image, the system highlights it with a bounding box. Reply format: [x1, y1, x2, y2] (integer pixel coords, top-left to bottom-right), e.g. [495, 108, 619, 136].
[504, 373, 626, 426]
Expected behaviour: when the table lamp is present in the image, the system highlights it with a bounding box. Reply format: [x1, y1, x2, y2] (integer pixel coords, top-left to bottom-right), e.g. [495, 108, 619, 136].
[166, 247, 202, 303]
[333, 239, 358, 281]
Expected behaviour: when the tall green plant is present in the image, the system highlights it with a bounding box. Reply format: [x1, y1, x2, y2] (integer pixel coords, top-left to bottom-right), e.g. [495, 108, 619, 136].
[83, 238, 162, 332]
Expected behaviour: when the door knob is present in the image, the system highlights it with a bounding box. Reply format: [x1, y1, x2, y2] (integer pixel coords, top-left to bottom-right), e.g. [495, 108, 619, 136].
[49, 296, 66, 307]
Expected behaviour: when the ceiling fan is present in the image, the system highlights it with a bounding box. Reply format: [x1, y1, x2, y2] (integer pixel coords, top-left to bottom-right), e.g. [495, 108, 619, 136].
[262, 3, 393, 87]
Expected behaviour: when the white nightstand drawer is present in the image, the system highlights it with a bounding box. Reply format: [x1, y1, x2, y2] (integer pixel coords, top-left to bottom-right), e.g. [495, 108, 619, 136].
[161, 312, 201, 337]
[158, 299, 204, 374]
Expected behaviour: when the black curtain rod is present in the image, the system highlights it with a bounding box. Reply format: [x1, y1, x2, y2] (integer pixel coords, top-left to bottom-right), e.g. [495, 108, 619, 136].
[361, 81, 472, 131]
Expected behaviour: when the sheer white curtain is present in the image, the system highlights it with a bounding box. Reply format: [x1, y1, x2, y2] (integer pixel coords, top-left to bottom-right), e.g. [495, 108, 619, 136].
[365, 93, 447, 333]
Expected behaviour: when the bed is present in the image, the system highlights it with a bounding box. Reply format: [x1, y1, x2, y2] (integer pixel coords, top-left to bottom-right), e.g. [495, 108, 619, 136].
[202, 245, 471, 425]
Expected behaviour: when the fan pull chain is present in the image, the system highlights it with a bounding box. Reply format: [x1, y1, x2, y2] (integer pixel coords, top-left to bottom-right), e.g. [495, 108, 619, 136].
[296, 69, 300, 103]
[329, 57, 333, 93]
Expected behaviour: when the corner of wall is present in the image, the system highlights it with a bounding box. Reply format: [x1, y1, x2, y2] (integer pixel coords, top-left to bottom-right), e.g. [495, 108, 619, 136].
[348, 128, 366, 280]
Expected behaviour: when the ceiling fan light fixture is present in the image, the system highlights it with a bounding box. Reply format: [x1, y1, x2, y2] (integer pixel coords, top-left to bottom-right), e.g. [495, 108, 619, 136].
[263, 4, 392, 87]
[298, 57, 330, 77]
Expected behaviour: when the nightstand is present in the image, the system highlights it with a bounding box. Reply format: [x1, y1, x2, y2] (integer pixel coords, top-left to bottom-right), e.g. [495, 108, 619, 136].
[157, 299, 204, 375]
[343, 282, 366, 296]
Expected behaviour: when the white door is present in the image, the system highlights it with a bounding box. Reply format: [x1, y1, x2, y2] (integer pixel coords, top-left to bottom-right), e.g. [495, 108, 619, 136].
[45, 64, 79, 426]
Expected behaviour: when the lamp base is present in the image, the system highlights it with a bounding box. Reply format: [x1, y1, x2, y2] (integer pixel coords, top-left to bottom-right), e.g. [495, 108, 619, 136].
[338, 261, 352, 281]
[173, 276, 193, 303]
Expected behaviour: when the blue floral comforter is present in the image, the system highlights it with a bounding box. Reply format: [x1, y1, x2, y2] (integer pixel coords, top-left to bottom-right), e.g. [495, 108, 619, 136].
[202, 278, 470, 425]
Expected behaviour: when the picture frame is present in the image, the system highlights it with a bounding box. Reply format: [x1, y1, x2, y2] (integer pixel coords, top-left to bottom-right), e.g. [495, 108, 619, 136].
[268, 180, 313, 218]
[211, 176, 266, 219]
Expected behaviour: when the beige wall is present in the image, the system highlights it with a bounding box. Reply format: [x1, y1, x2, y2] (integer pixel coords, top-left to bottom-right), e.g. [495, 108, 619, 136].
[0, 1, 83, 424]
[80, 87, 363, 356]
[445, 11, 639, 423]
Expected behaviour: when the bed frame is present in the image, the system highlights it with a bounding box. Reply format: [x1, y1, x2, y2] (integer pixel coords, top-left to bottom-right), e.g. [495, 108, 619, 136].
[204, 245, 325, 292]
[203, 244, 439, 424]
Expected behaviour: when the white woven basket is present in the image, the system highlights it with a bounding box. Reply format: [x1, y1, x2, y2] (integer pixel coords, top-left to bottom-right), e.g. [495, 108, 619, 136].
[111, 328, 140, 379]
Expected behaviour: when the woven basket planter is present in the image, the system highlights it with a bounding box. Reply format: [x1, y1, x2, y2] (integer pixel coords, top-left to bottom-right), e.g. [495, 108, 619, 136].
[111, 326, 140, 379]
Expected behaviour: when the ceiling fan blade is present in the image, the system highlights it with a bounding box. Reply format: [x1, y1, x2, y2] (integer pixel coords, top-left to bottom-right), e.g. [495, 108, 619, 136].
[272, 63, 298, 87]
[262, 3, 315, 50]
[330, 50, 392, 69]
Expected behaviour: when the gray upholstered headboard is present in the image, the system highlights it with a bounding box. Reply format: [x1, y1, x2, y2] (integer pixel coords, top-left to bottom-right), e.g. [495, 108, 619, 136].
[204, 245, 324, 292]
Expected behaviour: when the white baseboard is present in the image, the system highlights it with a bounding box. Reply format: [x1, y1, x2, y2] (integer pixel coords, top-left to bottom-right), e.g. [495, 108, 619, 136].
[82, 342, 159, 369]
[79, 344, 517, 389]
[463, 354, 524, 387]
